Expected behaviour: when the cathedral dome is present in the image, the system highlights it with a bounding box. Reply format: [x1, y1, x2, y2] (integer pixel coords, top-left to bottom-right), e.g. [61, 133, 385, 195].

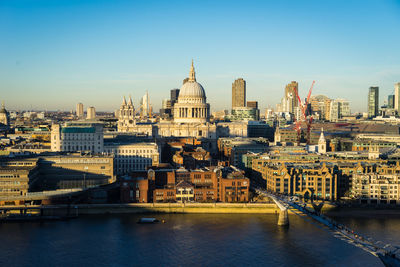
[177, 60, 206, 104]
[173, 60, 210, 124]
[179, 81, 206, 99]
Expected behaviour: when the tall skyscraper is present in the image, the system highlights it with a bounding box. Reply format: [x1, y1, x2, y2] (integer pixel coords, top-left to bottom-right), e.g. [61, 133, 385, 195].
[170, 89, 180, 106]
[232, 78, 246, 108]
[388, 95, 395, 109]
[280, 81, 299, 114]
[87, 106, 96, 120]
[368, 86, 379, 118]
[76, 103, 84, 118]
[140, 91, 150, 118]
[395, 82, 400, 112]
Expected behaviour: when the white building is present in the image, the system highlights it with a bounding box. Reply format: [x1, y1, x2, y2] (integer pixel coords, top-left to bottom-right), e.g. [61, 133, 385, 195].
[104, 142, 159, 175]
[352, 173, 400, 204]
[76, 103, 84, 118]
[140, 91, 150, 118]
[395, 82, 400, 113]
[87, 107, 96, 120]
[117, 96, 136, 132]
[318, 128, 326, 154]
[329, 99, 350, 122]
[51, 121, 104, 153]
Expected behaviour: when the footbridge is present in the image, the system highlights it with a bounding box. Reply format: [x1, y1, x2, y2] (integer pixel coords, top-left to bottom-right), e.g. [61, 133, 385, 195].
[256, 188, 400, 267]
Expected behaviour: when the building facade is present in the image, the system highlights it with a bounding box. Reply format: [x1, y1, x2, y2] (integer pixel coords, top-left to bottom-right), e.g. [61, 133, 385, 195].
[232, 78, 246, 108]
[351, 164, 400, 204]
[368, 86, 379, 118]
[117, 96, 136, 132]
[51, 122, 104, 153]
[76, 103, 84, 118]
[0, 102, 10, 127]
[330, 99, 350, 122]
[104, 142, 159, 175]
[87, 107, 96, 120]
[395, 82, 400, 113]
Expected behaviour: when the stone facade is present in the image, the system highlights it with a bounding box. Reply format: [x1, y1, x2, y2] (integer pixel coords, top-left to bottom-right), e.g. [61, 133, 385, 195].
[173, 61, 210, 123]
[51, 121, 104, 154]
[232, 78, 246, 108]
[104, 142, 159, 175]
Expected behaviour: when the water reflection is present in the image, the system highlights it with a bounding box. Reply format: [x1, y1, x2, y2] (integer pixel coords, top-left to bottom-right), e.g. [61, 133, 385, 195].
[0, 214, 390, 266]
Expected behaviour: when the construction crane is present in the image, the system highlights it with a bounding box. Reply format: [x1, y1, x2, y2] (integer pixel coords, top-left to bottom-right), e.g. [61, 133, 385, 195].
[294, 81, 315, 144]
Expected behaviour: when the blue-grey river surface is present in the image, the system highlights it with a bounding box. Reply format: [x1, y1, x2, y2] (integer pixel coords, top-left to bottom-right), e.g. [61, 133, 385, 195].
[1, 213, 399, 266]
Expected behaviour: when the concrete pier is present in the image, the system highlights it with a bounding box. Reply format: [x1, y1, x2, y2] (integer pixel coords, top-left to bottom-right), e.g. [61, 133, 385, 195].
[277, 209, 289, 226]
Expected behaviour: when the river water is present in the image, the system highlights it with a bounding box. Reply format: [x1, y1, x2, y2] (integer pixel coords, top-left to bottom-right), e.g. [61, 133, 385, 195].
[0, 213, 398, 266]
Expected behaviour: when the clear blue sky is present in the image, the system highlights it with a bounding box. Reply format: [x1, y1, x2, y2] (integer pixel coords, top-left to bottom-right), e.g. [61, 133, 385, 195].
[1, 0, 400, 113]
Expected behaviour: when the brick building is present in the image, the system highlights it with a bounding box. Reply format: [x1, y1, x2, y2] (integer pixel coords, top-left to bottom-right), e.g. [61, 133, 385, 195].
[123, 165, 250, 203]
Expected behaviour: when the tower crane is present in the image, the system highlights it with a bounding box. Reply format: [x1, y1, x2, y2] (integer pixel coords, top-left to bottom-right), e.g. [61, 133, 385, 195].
[294, 81, 315, 144]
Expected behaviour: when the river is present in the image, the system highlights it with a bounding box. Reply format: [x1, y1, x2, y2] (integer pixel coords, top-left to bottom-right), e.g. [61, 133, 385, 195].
[0, 213, 398, 266]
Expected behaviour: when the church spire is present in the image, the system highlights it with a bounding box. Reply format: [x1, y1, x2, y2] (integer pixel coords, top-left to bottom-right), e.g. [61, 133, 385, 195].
[319, 127, 326, 143]
[128, 95, 133, 106]
[189, 59, 196, 82]
[122, 96, 127, 105]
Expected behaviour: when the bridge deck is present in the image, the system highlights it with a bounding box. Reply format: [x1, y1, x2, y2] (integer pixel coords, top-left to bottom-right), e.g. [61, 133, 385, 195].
[256, 188, 400, 264]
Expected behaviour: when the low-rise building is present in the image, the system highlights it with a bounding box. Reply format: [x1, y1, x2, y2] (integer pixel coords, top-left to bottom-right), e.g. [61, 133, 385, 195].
[104, 140, 159, 175]
[0, 159, 40, 198]
[264, 162, 338, 201]
[124, 165, 250, 203]
[351, 163, 400, 204]
[0, 154, 115, 192]
[218, 137, 269, 167]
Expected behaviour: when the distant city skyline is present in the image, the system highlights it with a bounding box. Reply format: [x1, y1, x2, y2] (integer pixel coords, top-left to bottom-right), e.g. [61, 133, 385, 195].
[1, 0, 400, 112]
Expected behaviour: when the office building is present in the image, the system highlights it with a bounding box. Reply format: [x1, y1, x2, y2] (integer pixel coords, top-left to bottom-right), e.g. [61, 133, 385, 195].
[87, 106, 96, 120]
[388, 95, 395, 109]
[51, 121, 104, 153]
[140, 91, 150, 118]
[232, 78, 246, 108]
[280, 81, 299, 114]
[0, 155, 115, 193]
[76, 103, 84, 118]
[230, 107, 260, 121]
[368, 86, 379, 118]
[104, 141, 160, 175]
[170, 89, 180, 106]
[395, 82, 400, 112]
[329, 99, 350, 122]
[310, 95, 331, 121]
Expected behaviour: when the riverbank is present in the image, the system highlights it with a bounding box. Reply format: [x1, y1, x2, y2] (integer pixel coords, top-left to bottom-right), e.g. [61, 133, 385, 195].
[4, 202, 399, 217]
[43, 203, 281, 216]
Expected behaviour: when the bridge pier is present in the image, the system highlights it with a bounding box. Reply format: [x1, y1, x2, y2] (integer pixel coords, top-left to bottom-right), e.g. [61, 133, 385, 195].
[278, 209, 289, 226]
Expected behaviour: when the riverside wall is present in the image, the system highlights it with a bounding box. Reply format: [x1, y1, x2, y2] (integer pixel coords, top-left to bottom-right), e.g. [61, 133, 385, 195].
[1, 202, 339, 216]
[41, 203, 283, 216]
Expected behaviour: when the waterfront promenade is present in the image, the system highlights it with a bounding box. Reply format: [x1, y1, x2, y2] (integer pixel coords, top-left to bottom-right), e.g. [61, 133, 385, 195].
[2, 203, 284, 216]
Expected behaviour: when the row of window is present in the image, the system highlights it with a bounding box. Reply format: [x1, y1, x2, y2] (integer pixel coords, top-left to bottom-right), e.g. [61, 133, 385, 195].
[0, 181, 21, 185]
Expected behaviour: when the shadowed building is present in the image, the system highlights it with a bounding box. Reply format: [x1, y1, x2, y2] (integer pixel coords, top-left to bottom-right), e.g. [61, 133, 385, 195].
[368, 86, 379, 118]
